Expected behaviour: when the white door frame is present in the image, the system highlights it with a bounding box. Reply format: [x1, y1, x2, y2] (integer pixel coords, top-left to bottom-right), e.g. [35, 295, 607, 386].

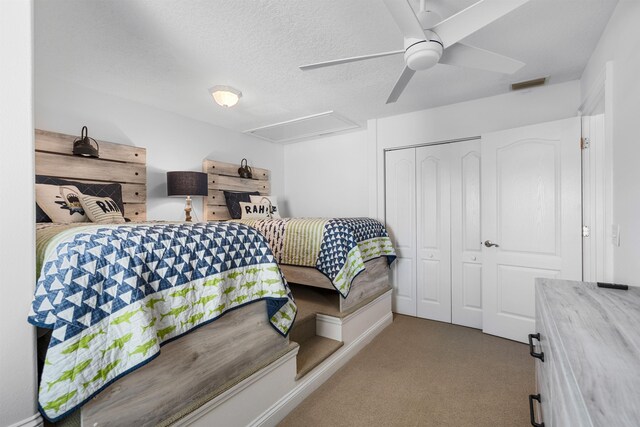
[579, 61, 615, 283]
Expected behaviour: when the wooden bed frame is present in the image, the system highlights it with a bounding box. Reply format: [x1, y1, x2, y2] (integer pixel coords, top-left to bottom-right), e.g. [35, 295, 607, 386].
[34, 130, 293, 426]
[201, 158, 392, 313]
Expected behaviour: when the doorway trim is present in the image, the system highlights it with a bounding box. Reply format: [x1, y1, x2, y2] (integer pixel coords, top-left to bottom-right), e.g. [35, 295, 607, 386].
[579, 61, 614, 282]
[384, 136, 480, 152]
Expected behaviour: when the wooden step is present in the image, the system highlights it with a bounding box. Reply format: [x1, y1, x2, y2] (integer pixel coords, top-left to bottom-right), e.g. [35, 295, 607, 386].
[289, 313, 316, 345]
[290, 284, 342, 318]
[295, 335, 343, 380]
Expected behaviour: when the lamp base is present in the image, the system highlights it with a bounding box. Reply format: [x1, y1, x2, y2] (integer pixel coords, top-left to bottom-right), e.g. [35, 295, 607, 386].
[184, 196, 192, 222]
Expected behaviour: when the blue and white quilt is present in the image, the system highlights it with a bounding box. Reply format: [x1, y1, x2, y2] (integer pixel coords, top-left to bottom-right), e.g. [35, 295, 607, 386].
[29, 222, 297, 422]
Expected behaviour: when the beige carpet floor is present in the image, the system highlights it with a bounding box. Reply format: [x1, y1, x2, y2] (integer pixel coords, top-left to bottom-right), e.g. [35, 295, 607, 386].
[279, 315, 534, 427]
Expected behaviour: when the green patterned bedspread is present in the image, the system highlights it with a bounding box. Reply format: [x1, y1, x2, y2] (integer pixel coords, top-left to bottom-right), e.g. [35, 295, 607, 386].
[233, 218, 396, 297]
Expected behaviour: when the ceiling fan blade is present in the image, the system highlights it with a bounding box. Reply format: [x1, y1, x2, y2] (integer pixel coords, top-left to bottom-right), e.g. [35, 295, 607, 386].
[386, 66, 416, 104]
[299, 50, 404, 70]
[432, 0, 530, 48]
[440, 43, 524, 74]
[383, 0, 426, 40]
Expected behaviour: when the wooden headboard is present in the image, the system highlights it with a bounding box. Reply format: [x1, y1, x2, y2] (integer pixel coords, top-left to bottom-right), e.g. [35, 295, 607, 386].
[202, 159, 270, 221]
[35, 129, 147, 221]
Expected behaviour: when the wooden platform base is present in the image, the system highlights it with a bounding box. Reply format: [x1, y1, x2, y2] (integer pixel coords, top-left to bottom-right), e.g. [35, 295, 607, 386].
[175, 345, 300, 427]
[172, 290, 393, 426]
[251, 290, 393, 427]
[282, 257, 391, 313]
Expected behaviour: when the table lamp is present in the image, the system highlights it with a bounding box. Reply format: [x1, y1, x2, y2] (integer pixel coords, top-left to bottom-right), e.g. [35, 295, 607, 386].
[166, 171, 208, 222]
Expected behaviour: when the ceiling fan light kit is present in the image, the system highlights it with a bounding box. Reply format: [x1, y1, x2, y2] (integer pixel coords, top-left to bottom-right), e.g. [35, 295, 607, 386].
[404, 33, 443, 71]
[299, 0, 530, 104]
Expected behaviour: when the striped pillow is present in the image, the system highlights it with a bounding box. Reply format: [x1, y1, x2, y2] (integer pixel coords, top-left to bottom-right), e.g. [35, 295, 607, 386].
[79, 195, 126, 224]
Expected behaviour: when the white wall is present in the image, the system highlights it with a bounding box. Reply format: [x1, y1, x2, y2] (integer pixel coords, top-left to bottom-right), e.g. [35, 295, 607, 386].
[35, 76, 285, 221]
[374, 81, 581, 151]
[283, 81, 580, 221]
[581, 1, 640, 284]
[370, 80, 581, 219]
[0, 1, 42, 427]
[284, 130, 369, 217]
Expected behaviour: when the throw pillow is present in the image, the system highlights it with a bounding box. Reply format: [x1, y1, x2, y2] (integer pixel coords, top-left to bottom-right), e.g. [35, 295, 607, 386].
[79, 195, 126, 224]
[224, 190, 260, 219]
[35, 184, 88, 223]
[35, 175, 125, 222]
[249, 195, 281, 218]
[239, 201, 273, 219]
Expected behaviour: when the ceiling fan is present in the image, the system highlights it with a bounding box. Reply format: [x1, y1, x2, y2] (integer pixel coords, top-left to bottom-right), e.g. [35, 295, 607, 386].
[299, 0, 530, 104]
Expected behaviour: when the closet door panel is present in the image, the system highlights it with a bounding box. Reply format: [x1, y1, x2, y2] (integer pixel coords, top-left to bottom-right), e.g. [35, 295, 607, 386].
[416, 145, 451, 322]
[451, 141, 483, 328]
[385, 148, 416, 316]
[462, 263, 482, 309]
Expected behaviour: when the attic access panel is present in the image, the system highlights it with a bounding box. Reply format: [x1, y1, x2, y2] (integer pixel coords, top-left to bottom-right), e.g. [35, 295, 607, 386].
[244, 111, 359, 144]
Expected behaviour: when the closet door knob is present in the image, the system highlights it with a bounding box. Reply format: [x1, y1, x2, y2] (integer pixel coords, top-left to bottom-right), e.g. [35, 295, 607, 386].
[484, 240, 500, 248]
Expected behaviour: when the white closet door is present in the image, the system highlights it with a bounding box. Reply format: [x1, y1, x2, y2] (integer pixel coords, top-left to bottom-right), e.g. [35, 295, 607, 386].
[481, 118, 582, 343]
[385, 148, 416, 316]
[450, 140, 483, 329]
[416, 145, 451, 322]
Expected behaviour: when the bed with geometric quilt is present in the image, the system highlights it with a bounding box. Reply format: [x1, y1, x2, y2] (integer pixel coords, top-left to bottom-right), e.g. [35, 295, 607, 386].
[231, 217, 396, 298]
[29, 221, 297, 422]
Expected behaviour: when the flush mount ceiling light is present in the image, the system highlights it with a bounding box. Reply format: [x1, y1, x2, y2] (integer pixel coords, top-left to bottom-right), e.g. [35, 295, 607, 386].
[209, 85, 242, 107]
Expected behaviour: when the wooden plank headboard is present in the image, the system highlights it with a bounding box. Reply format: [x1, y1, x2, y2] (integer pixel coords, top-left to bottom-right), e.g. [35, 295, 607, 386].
[35, 129, 147, 221]
[202, 159, 270, 221]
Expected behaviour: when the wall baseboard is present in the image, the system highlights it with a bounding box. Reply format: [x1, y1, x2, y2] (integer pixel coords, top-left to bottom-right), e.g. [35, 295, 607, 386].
[7, 413, 43, 427]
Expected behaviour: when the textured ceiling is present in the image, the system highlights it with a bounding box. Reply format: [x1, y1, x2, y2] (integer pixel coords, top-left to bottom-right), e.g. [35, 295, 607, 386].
[35, 0, 618, 133]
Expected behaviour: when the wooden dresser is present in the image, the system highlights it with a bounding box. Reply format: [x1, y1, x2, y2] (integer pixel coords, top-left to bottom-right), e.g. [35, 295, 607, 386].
[530, 278, 640, 426]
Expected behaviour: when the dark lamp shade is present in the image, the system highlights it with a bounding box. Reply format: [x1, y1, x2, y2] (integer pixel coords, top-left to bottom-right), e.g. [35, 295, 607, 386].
[167, 171, 208, 197]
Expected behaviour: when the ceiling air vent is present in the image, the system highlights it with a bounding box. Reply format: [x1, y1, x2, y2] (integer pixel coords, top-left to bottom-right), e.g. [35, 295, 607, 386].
[244, 111, 359, 144]
[511, 77, 547, 91]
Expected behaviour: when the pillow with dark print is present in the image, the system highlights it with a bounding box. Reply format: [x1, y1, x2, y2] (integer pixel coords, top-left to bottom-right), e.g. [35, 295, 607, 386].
[224, 190, 260, 219]
[35, 184, 88, 223]
[249, 195, 281, 218]
[35, 175, 125, 222]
